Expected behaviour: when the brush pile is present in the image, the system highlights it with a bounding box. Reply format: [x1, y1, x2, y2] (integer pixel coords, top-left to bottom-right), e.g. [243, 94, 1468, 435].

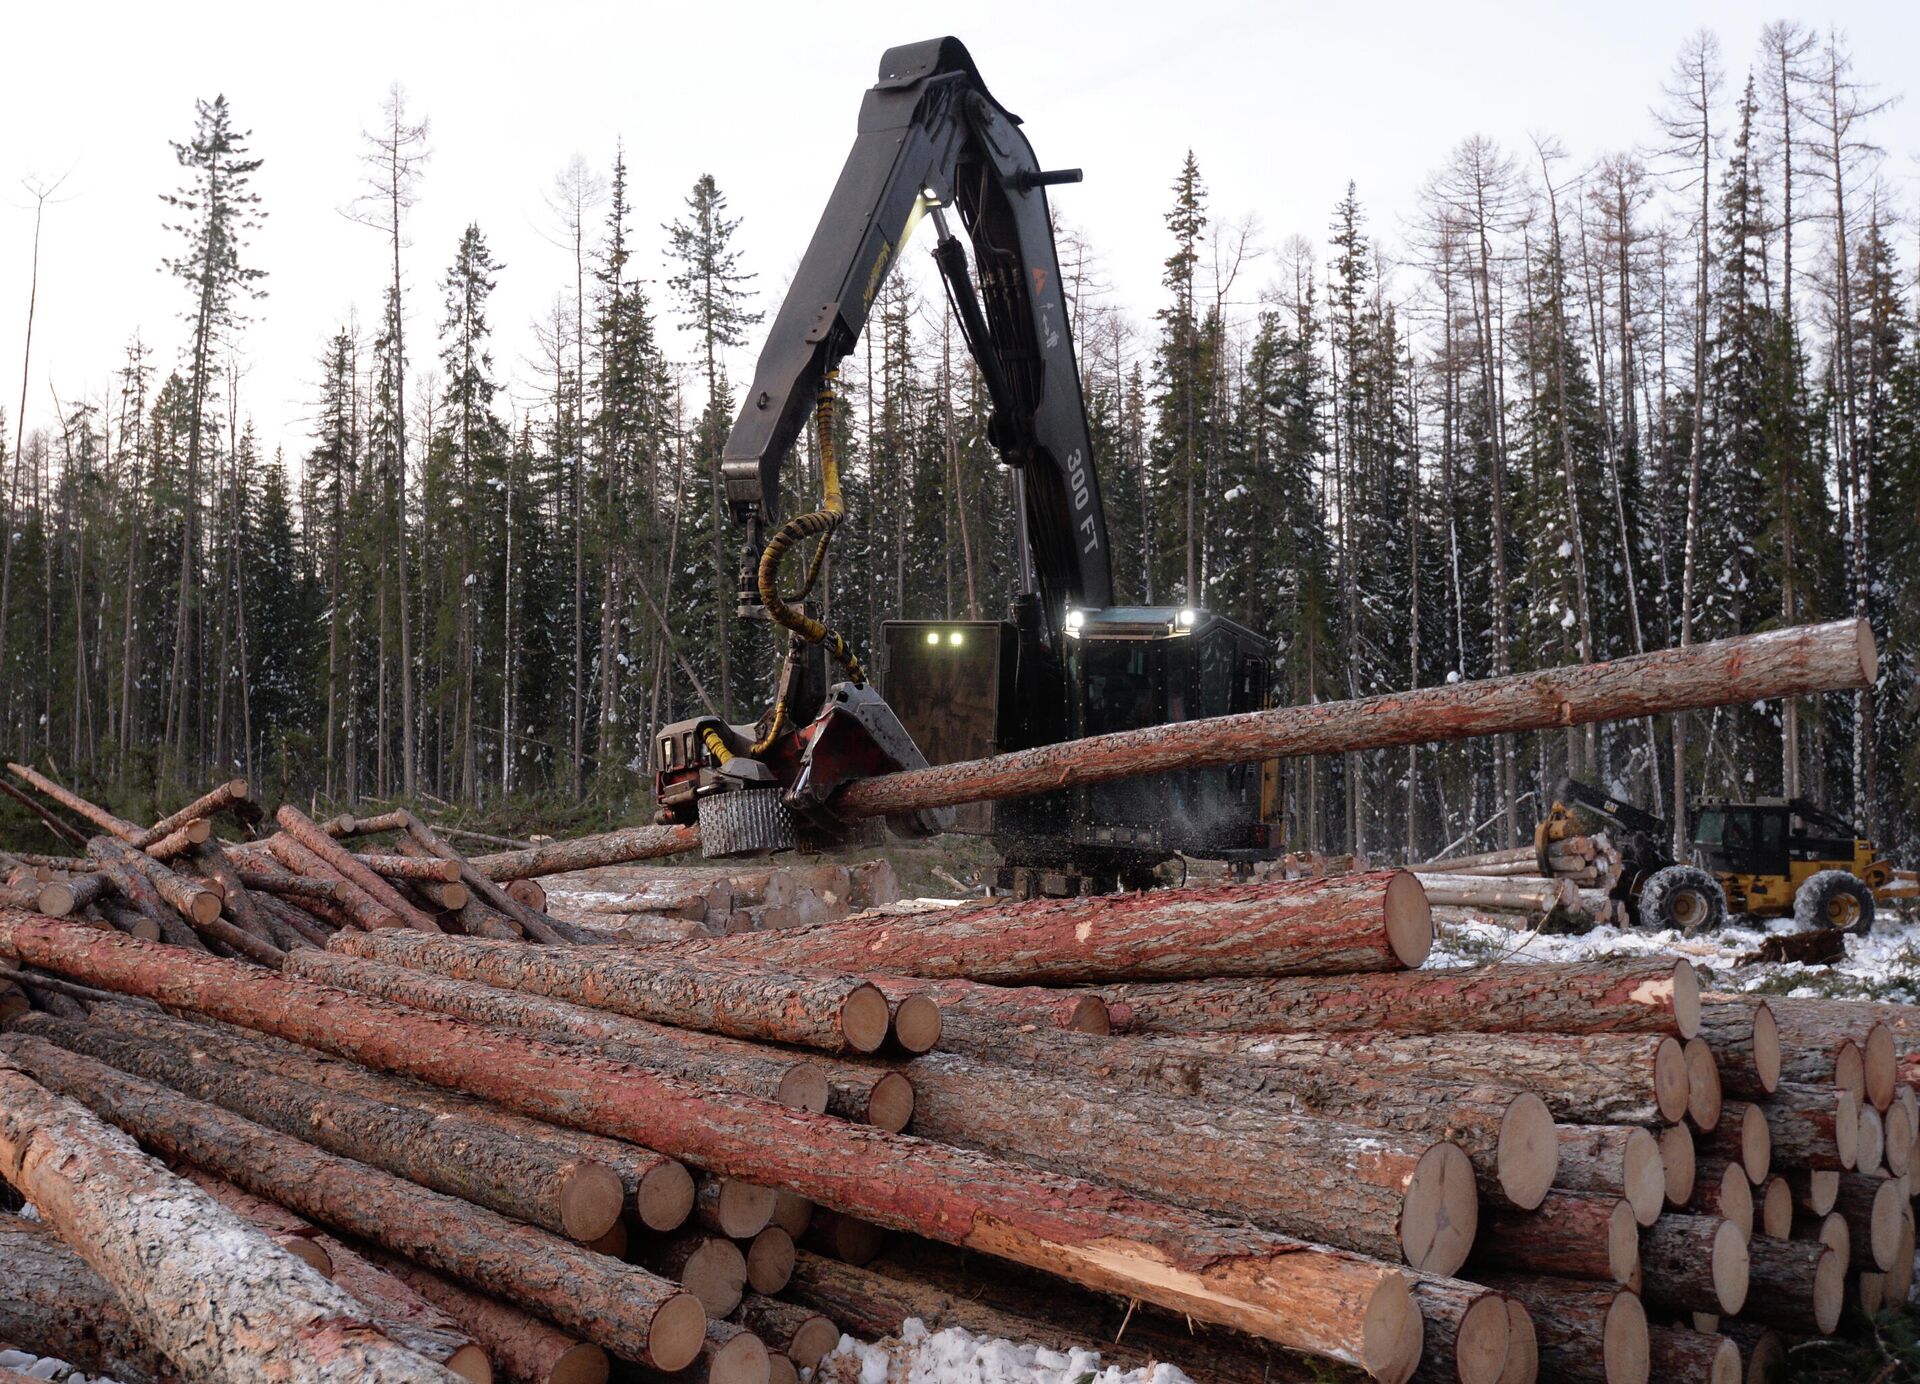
[0, 771, 1912, 1384]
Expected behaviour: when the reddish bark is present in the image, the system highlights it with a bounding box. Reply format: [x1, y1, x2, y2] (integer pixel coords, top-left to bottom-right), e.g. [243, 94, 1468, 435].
[278, 805, 444, 932]
[267, 833, 405, 931]
[1103, 959, 1698, 1039]
[0, 1035, 706, 1370]
[1469, 1192, 1637, 1284]
[0, 914, 1426, 1380]
[677, 871, 1432, 983]
[869, 974, 1107, 1033]
[130, 778, 251, 848]
[7, 761, 141, 838]
[400, 813, 579, 944]
[831, 621, 1876, 820]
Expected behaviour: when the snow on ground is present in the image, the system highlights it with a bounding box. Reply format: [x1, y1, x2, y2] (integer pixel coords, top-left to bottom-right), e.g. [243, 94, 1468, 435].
[809, 1320, 1197, 1384]
[1427, 907, 1920, 1003]
[0, 1349, 117, 1383]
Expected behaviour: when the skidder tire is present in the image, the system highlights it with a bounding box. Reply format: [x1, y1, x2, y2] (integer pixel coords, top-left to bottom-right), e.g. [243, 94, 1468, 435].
[1794, 870, 1875, 937]
[1638, 866, 1727, 934]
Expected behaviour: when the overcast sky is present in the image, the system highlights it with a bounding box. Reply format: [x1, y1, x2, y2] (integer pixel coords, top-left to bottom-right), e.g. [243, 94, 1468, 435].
[4, 0, 1917, 466]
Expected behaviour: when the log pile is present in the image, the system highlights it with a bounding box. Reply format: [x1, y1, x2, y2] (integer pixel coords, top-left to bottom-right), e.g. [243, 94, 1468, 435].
[1415, 834, 1629, 931]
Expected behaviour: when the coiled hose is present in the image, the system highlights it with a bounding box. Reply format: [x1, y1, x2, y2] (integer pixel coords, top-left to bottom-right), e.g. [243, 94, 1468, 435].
[748, 371, 865, 756]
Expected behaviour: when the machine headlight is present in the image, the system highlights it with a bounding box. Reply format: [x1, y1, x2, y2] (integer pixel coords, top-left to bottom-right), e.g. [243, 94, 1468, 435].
[924, 630, 941, 646]
[948, 630, 964, 646]
[1177, 608, 1197, 628]
[1065, 609, 1085, 631]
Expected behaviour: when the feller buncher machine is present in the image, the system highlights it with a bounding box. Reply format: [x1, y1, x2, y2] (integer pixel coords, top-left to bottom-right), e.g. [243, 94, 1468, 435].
[653, 38, 1279, 894]
[1548, 779, 1918, 935]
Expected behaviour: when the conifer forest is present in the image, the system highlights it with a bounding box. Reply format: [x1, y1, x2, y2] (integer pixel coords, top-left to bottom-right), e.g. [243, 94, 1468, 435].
[4, 20, 1919, 866]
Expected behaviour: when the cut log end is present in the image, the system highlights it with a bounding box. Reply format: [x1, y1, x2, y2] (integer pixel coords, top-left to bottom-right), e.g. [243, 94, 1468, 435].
[34, 882, 74, 916]
[1497, 1092, 1559, 1211]
[1738, 1103, 1772, 1183]
[1655, 1036, 1691, 1124]
[1065, 996, 1110, 1034]
[1607, 1197, 1641, 1284]
[1857, 1105, 1885, 1177]
[1886, 1100, 1915, 1179]
[1835, 1041, 1864, 1101]
[745, 1225, 795, 1294]
[867, 1072, 915, 1134]
[768, 1354, 798, 1384]
[680, 1238, 749, 1316]
[1662, 1123, 1696, 1208]
[1454, 1290, 1512, 1384]
[1813, 1246, 1845, 1333]
[1686, 1038, 1723, 1131]
[638, 1161, 697, 1232]
[187, 891, 222, 925]
[1836, 1090, 1861, 1170]
[1384, 871, 1434, 968]
[1714, 1163, 1754, 1240]
[583, 1218, 626, 1258]
[646, 1292, 710, 1374]
[1500, 1300, 1537, 1384]
[770, 1191, 813, 1239]
[1806, 1169, 1839, 1216]
[1865, 1023, 1896, 1112]
[280, 1236, 333, 1278]
[890, 994, 943, 1054]
[560, 1162, 628, 1242]
[1624, 1126, 1666, 1226]
[1602, 1290, 1650, 1384]
[1759, 1176, 1791, 1239]
[788, 1314, 839, 1369]
[1751, 1003, 1781, 1094]
[776, 1064, 830, 1115]
[1715, 1218, 1752, 1315]
[709, 1326, 770, 1384]
[1870, 1177, 1908, 1271]
[445, 1343, 491, 1384]
[1401, 1142, 1478, 1275]
[1671, 960, 1702, 1038]
[550, 1342, 611, 1384]
[1361, 1271, 1423, 1384]
[841, 984, 891, 1054]
[708, 1180, 777, 1240]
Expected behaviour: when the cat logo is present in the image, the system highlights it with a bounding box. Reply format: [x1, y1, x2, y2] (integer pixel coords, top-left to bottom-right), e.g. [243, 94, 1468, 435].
[1031, 267, 1049, 296]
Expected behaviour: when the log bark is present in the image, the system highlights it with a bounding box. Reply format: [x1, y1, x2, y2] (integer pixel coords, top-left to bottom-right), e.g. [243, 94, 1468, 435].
[258, 891, 339, 948]
[829, 621, 1877, 821]
[1469, 1191, 1637, 1284]
[0, 1214, 178, 1384]
[1553, 1125, 1666, 1226]
[0, 916, 1427, 1380]
[84, 835, 206, 950]
[1471, 1275, 1648, 1384]
[891, 1049, 1481, 1273]
[359, 852, 465, 881]
[1763, 1083, 1858, 1170]
[267, 833, 404, 931]
[7, 761, 141, 838]
[869, 974, 1109, 1034]
[1693, 1000, 1779, 1098]
[321, 1238, 493, 1383]
[88, 1002, 695, 1232]
[1640, 1215, 1749, 1315]
[672, 871, 1432, 982]
[177, 1166, 338, 1276]
[469, 825, 704, 880]
[191, 841, 289, 945]
[284, 949, 837, 1115]
[918, 1017, 1555, 1211]
[12, 1012, 628, 1242]
[329, 928, 893, 1056]
[354, 1244, 611, 1384]
[0, 1034, 706, 1370]
[1740, 1236, 1843, 1334]
[1102, 959, 1698, 1039]
[1414, 874, 1574, 913]
[131, 778, 251, 848]
[102, 837, 284, 967]
[1644, 1326, 1740, 1384]
[241, 863, 348, 903]
[0, 1051, 455, 1382]
[1154, 1029, 1689, 1126]
[278, 805, 444, 932]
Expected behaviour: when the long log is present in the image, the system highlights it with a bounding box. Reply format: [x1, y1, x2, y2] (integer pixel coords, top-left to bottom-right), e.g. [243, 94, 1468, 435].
[1468, 1191, 1637, 1284]
[268, 833, 405, 930]
[129, 777, 251, 848]
[240, 863, 348, 902]
[140, 817, 215, 858]
[1414, 874, 1575, 913]
[190, 841, 288, 945]
[828, 620, 1877, 820]
[0, 916, 1427, 1381]
[469, 825, 705, 880]
[1552, 1125, 1666, 1227]
[89, 1002, 695, 1231]
[177, 1166, 338, 1276]
[12, 1013, 628, 1242]
[355, 1244, 611, 1384]
[360, 852, 466, 881]
[6, 761, 142, 838]
[919, 1015, 1555, 1210]
[672, 871, 1432, 982]
[0, 1034, 706, 1370]
[328, 928, 894, 1056]
[278, 805, 444, 932]
[1739, 1236, 1843, 1334]
[286, 949, 841, 1112]
[867, 974, 1111, 1033]
[0, 1214, 179, 1384]
[0, 775, 91, 845]
[0, 1051, 455, 1382]
[1472, 1275, 1648, 1384]
[1102, 959, 1698, 1039]
[1155, 1029, 1689, 1126]
[888, 1048, 1480, 1273]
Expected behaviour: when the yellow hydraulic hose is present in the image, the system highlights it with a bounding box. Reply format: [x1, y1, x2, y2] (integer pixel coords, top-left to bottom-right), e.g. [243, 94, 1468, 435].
[701, 725, 736, 766]
[747, 371, 866, 757]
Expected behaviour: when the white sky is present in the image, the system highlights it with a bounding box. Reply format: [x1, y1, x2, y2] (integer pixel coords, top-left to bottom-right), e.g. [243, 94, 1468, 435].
[4, 0, 1917, 465]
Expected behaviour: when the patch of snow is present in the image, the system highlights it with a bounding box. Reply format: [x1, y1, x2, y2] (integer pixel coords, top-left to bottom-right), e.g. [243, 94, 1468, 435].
[809, 1319, 1197, 1384]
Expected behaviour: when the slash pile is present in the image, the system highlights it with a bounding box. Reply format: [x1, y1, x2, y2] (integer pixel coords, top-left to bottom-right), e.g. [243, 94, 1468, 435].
[0, 771, 1912, 1383]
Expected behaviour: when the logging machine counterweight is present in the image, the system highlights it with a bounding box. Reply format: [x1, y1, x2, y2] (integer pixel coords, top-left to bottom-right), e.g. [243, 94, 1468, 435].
[653, 37, 1280, 888]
